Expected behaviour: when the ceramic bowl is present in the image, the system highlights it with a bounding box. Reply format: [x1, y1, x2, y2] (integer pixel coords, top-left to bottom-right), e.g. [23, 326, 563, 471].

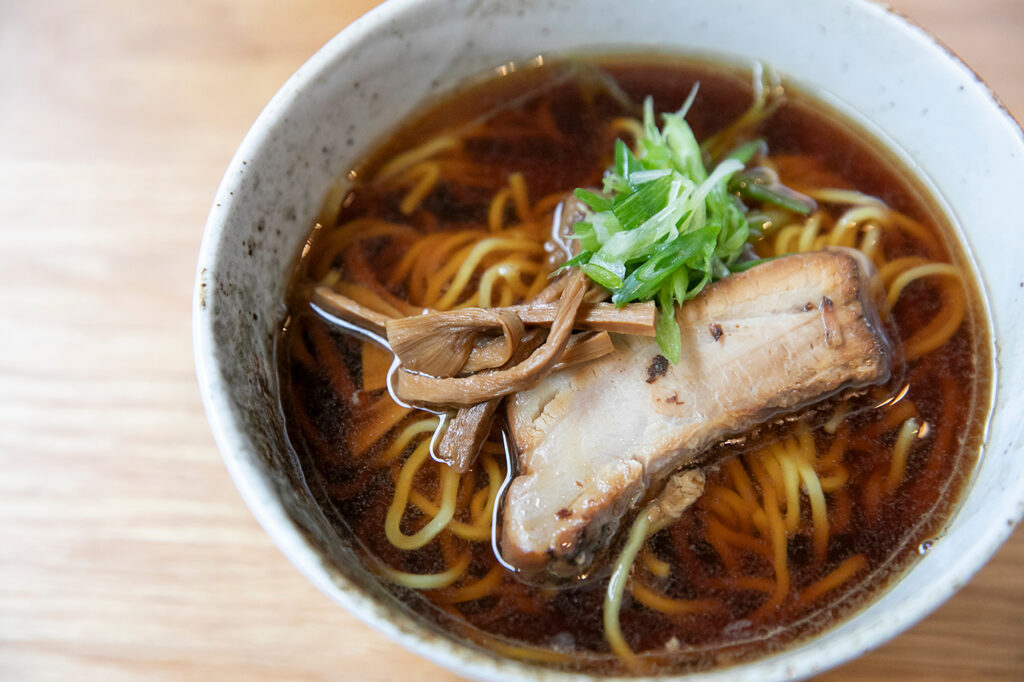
[193, 0, 1024, 679]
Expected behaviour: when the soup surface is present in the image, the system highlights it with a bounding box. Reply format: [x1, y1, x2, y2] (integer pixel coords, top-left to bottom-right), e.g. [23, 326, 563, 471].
[277, 57, 991, 674]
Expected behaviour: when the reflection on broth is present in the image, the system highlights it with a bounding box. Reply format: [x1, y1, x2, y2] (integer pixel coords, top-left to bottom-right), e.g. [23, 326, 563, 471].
[278, 57, 990, 674]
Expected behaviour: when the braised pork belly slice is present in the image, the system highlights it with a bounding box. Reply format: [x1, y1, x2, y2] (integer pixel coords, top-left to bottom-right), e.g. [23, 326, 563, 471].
[501, 250, 892, 577]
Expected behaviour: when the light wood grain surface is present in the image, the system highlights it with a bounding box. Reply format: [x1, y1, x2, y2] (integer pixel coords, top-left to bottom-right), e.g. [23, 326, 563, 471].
[2, 1, 1021, 680]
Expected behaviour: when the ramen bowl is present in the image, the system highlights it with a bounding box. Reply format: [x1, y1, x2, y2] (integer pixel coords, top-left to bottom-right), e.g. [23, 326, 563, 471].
[193, 0, 1024, 679]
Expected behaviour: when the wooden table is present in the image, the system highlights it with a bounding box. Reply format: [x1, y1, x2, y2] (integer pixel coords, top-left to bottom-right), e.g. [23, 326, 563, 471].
[2, 1, 1021, 680]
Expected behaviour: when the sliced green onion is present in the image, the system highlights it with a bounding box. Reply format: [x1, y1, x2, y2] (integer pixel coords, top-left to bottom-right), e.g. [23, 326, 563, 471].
[582, 263, 624, 290]
[612, 174, 672, 231]
[656, 285, 681, 364]
[568, 88, 793, 361]
[574, 188, 613, 212]
[728, 168, 817, 215]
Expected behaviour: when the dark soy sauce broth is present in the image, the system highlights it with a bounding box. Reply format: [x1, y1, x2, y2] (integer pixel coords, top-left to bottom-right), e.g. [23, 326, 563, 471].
[277, 57, 991, 674]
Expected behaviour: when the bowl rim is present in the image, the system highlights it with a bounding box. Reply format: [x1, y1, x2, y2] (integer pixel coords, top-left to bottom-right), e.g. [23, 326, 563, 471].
[193, 0, 1024, 679]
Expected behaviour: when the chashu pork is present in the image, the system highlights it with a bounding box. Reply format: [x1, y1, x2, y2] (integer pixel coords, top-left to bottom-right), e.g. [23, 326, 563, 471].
[501, 249, 891, 577]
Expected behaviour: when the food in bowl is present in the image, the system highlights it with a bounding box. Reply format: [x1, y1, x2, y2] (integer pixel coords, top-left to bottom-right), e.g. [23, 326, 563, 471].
[275, 56, 991, 674]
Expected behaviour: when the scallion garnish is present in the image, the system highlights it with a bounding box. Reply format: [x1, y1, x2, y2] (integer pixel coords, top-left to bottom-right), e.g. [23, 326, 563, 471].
[728, 167, 817, 215]
[567, 94, 752, 362]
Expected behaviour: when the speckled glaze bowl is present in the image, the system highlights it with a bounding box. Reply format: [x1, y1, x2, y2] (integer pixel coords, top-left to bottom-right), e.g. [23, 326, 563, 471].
[193, 0, 1024, 679]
